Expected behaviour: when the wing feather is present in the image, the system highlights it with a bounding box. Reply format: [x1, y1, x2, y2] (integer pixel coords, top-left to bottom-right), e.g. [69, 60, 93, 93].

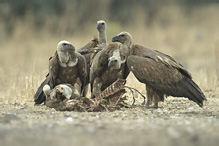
[77, 38, 99, 55]
[76, 53, 87, 95]
[89, 49, 108, 92]
[49, 52, 59, 88]
[132, 45, 192, 79]
[33, 74, 50, 104]
[127, 55, 206, 106]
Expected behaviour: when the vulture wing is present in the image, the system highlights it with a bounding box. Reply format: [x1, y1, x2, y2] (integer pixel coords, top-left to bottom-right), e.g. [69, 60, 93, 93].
[76, 53, 87, 95]
[154, 50, 192, 79]
[34, 53, 58, 104]
[77, 38, 99, 90]
[49, 52, 59, 88]
[123, 60, 130, 79]
[89, 49, 108, 92]
[128, 46, 206, 106]
[33, 74, 50, 104]
[77, 38, 99, 55]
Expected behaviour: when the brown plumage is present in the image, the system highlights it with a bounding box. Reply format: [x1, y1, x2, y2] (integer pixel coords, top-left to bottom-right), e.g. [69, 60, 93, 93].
[34, 40, 87, 104]
[112, 32, 206, 108]
[90, 43, 129, 98]
[43, 84, 80, 101]
[34, 20, 107, 104]
[43, 83, 81, 109]
[76, 20, 108, 96]
[76, 38, 99, 95]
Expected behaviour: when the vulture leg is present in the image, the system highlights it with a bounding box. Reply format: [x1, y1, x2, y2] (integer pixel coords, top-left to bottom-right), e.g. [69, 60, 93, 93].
[146, 85, 153, 107]
[146, 85, 164, 108]
[82, 84, 89, 97]
[91, 78, 102, 98]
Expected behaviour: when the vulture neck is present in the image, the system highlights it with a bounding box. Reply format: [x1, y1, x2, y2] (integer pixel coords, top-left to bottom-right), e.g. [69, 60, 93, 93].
[58, 51, 70, 64]
[58, 51, 78, 67]
[121, 43, 133, 57]
[98, 30, 107, 44]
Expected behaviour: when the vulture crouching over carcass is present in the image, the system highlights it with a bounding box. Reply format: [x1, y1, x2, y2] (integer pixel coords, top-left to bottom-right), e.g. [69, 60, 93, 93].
[112, 32, 206, 108]
[34, 40, 87, 104]
[90, 43, 129, 98]
[43, 83, 81, 109]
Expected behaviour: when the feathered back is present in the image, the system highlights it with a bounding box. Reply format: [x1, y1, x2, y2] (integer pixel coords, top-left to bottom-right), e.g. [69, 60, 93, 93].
[77, 37, 99, 54]
[131, 45, 192, 79]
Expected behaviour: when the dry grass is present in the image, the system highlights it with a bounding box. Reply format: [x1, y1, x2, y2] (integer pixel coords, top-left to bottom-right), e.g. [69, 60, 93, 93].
[0, 5, 218, 104]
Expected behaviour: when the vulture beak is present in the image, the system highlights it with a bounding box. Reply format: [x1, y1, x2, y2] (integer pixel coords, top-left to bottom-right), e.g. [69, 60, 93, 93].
[108, 59, 118, 67]
[112, 36, 119, 42]
[108, 60, 117, 67]
[96, 23, 102, 31]
[66, 44, 75, 51]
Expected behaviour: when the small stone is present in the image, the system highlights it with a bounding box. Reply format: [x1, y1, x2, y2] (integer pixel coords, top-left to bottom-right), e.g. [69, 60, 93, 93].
[65, 117, 74, 123]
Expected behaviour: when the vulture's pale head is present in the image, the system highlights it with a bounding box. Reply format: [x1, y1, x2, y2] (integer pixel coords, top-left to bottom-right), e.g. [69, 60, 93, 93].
[56, 84, 72, 100]
[43, 84, 51, 98]
[112, 32, 133, 48]
[97, 20, 107, 32]
[108, 44, 126, 69]
[43, 84, 57, 100]
[57, 40, 75, 52]
[57, 40, 75, 64]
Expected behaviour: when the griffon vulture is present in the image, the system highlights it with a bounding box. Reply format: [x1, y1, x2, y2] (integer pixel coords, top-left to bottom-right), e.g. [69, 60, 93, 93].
[43, 83, 81, 109]
[76, 20, 108, 96]
[76, 20, 107, 55]
[112, 32, 206, 108]
[43, 83, 79, 101]
[90, 43, 129, 98]
[34, 40, 87, 104]
[34, 20, 107, 104]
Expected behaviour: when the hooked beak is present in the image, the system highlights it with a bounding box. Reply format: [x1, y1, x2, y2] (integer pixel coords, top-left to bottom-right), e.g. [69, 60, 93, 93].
[66, 44, 75, 51]
[108, 60, 118, 67]
[112, 36, 119, 42]
[97, 24, 102, 31]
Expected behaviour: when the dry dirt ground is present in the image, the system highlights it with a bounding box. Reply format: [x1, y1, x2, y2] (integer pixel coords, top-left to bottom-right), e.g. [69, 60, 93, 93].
[0, 91, 218, 146]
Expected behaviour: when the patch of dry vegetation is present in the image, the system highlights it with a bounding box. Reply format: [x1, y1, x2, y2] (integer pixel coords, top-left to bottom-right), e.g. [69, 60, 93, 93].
[0, 4, 218, 106]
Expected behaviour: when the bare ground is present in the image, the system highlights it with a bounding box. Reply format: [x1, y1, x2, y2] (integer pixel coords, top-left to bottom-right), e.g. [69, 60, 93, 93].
[0, 91, 218, 146]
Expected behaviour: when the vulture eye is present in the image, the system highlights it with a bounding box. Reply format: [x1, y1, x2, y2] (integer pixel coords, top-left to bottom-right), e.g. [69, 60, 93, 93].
[101, 23, 105, 25]
[63, 43, 67, 46]
[120, 34, 125, 37]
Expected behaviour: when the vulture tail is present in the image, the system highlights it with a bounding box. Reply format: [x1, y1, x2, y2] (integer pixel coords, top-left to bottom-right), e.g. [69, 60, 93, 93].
[181, 77, 207, 107]
[34, 76, 50, 104]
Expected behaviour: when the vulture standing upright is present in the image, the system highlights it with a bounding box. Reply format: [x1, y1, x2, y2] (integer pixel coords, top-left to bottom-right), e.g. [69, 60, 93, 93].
[76, 20, 108, 96]
[34, 40, 87, 104]
[90, 43, 129, 98]
[112, 32, 206, 108]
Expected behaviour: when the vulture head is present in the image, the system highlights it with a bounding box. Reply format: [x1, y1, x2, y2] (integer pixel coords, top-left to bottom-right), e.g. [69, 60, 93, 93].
[43, 84, 72, 100]
[108, 43, 126, 69]
[57, 40, 75, 64]
[55, 84, 72, 100]
[43, 84, 52, 98]
[97, 20, 107, 32]
[112, 32, 133, 56]
[112, 32, 133, 47]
